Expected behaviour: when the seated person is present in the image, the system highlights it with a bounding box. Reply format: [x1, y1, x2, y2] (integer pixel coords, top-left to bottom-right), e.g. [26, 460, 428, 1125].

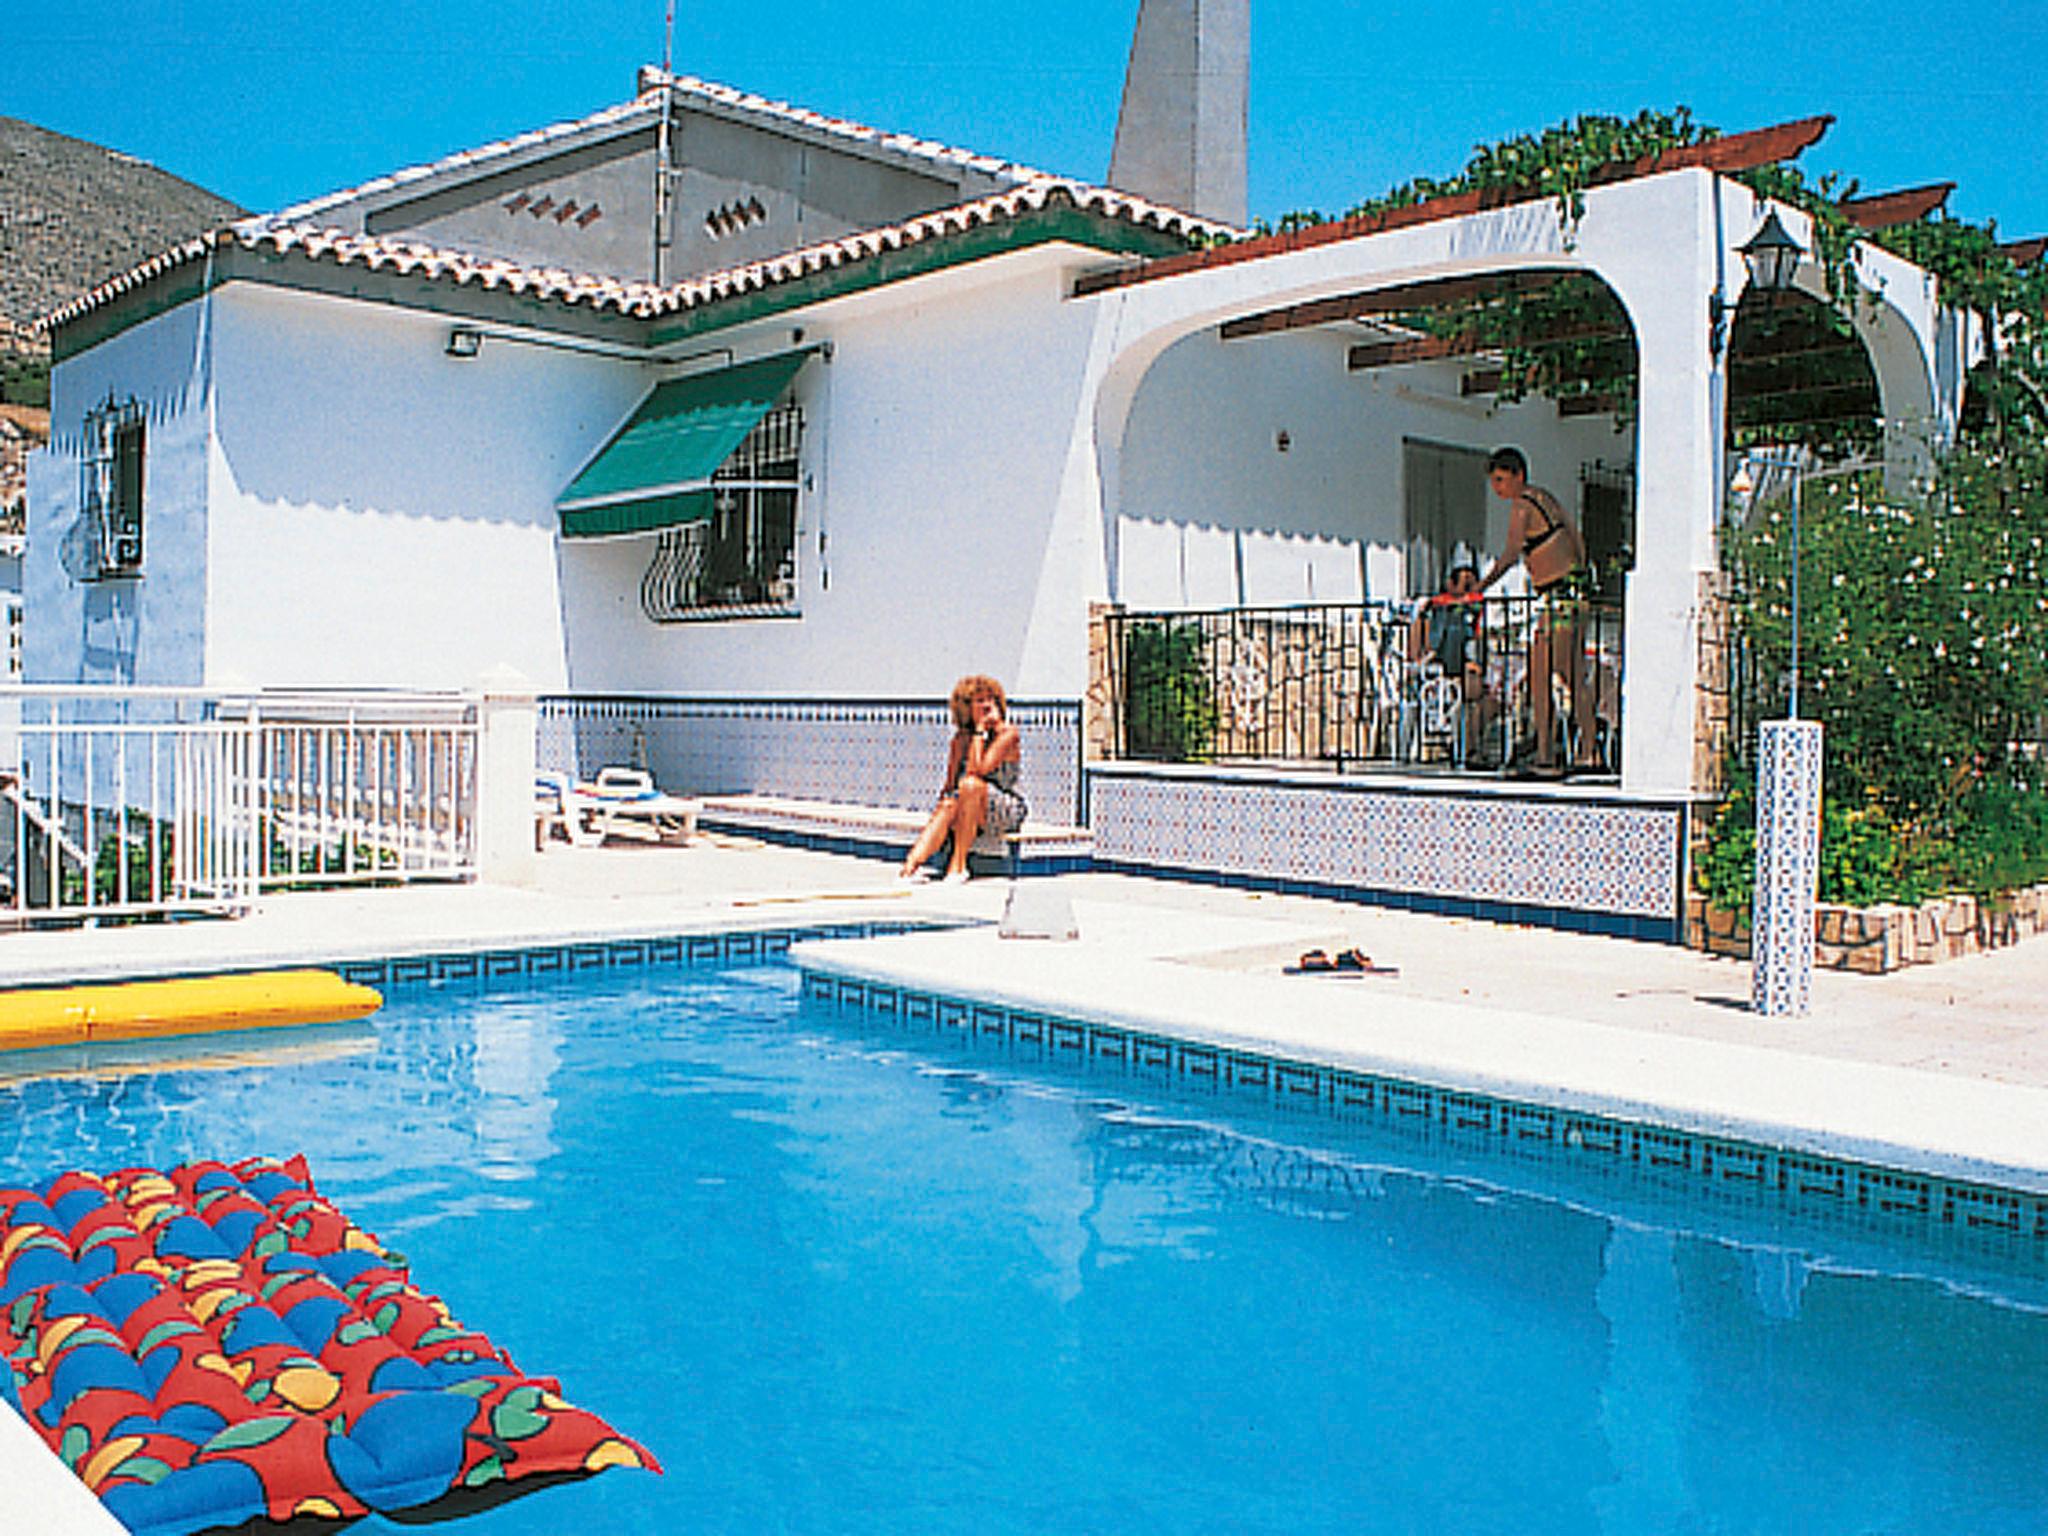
[898, 674, 1027, 883]
[1407, 563, 1491, 752]
[1408, 563, 1484, 682]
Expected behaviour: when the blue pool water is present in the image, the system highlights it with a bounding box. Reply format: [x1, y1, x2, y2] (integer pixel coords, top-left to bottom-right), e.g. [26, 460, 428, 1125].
[6, 957, 2048, 1534]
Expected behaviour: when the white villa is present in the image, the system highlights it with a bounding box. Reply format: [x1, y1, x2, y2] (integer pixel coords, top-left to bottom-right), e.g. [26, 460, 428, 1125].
[22, 3, 1990, 940]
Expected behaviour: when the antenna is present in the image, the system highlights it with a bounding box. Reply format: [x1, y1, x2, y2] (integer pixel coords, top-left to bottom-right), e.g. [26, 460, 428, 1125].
[653, 0, 678, 284]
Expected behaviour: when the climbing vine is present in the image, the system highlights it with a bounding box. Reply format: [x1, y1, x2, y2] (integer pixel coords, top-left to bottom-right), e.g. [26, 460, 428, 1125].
[1236, 108, 2047, 452]
[1348, 106, 1715, 231]
[1228, 107, 2048, 905]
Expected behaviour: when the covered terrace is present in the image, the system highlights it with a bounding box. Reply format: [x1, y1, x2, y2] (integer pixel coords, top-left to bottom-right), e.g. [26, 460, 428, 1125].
[1061, 116, 1974, 940]
[1071, 115, 1972, 799]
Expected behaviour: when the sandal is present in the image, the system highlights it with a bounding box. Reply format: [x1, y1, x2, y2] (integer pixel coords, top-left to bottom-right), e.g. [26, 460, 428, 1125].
[1285, 949, 1336, 974]
[1334, 948, 1401, 977]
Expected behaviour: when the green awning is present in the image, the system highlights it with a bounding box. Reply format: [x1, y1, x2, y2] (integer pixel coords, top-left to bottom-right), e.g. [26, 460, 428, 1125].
[557, 349, 814, 539]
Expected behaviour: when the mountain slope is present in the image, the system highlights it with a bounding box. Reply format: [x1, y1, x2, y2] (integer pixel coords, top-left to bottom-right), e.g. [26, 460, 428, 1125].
[0, 116, 243, 335]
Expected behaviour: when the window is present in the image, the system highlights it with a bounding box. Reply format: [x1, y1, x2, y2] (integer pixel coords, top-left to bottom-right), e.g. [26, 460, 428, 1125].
[1402, 439, 1490, 597]
[79, 400, 146, 578]
[640, 403, 802, 622]
[4, 592, 20, 680]
[1579, 462, 1635, 593]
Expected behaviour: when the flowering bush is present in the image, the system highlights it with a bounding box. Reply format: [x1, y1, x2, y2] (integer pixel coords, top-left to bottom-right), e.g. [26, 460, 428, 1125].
[1714, 434, 2048, 905]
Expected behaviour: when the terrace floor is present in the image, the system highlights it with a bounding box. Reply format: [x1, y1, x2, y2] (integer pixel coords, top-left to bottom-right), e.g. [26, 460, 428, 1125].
[4, 833, 2048, 1190]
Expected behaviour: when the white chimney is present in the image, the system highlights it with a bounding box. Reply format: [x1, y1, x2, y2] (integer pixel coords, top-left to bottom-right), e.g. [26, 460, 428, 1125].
[1108, 0, 1249, 227]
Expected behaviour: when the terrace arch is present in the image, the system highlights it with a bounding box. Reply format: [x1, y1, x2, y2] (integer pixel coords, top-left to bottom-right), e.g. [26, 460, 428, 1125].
[1072, 163, 1959, 794]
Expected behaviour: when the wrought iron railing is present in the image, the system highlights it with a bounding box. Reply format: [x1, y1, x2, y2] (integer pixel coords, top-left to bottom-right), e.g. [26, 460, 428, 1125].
[1103, 595, 1625, 777]
[1, 686, 478, 925]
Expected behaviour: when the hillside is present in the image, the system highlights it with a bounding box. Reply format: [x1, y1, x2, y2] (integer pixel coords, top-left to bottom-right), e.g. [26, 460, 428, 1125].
[0, 116, 243, 338]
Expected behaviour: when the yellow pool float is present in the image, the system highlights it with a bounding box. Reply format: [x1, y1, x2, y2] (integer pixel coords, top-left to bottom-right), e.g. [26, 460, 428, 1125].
[0, 970, 382, 1051]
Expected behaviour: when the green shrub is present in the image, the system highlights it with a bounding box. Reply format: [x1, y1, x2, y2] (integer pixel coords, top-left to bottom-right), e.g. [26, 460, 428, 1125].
[1121, 620, 1217, 762]
[1692, 776, 1756, 920]
[52, 813, 174, 914]
[1694, 778, 1960, 920]
[1952, 774, 2048, 900]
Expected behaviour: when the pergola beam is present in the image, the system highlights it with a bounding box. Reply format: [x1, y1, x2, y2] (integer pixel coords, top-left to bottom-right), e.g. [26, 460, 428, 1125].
[1839, 182, 1955, 230]
[1073, 115, 1836, 298]
[1347, 317, 1630, 372]
[1221, 269, 1566, 339]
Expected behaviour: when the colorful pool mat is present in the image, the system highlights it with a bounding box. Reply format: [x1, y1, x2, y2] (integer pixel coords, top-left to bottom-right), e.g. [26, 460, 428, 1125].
[0, 1155, 657, 1535]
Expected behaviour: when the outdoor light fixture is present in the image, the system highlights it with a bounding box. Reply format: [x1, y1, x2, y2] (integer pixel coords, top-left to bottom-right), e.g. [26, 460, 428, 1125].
[445, 327, 484, 359]
[1710, 207, 1807, 356]
[1739, 209, 1805, 295]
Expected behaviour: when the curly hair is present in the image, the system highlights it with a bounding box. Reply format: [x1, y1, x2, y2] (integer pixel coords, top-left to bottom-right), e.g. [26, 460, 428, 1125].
[948, 674, 1007, 729]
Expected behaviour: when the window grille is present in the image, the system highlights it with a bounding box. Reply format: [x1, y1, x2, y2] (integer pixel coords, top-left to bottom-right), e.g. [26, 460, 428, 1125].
[641, 403, 802, 622]
[1579, 461, 1635, 593]
[79, 399, 146, 578]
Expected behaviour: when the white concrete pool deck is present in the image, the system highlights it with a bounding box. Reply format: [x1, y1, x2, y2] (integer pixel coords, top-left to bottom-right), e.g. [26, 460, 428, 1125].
[6, 836, 2048, 1529]
[3, 836, 2048, 1194]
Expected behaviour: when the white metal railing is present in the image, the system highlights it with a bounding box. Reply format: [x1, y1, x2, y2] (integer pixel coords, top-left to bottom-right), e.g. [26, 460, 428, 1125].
[1, 686, 479, 926]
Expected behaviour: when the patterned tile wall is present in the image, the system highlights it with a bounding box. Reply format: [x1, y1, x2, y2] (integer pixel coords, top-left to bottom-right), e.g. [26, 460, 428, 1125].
[539, 697, 1083, 822]
[1752, 719, 1825, 1016]
[1090, 770, 1684, 922]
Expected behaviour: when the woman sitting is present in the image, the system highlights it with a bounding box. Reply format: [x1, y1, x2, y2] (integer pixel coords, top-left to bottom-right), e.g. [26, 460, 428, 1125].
[899, 674, 1026, 884]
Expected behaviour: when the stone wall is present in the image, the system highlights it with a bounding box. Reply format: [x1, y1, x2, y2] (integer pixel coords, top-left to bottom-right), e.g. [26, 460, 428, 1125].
[1686, 882, 2048, 973]
[1084, 603, 1118, 762]
[1691, 570, 1732, 799]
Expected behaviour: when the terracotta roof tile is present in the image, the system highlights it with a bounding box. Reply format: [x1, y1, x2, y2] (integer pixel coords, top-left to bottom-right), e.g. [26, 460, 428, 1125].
[43, 68, 1246, 338]
[650, 180, 1235, 317]
[250, 70, 1059, 241]
[635, 69, 1059, 186]
[41, 181, 1233, 336]
[248, 95, 661, 232]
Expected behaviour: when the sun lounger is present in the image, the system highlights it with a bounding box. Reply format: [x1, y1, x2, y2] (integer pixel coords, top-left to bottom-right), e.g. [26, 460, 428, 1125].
[580, 766, 702, 846]
[535, 771, 604, 848]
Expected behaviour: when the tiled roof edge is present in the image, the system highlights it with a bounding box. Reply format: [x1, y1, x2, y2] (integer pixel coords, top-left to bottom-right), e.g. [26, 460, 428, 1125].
[39, 224, 667, 334]
[42, 180, 1238, 337]
[245, 96, 662, 234]
[637, 68, 1060, 187]
[652, 180, 1241, 314]
[243, 68, 1058, 240]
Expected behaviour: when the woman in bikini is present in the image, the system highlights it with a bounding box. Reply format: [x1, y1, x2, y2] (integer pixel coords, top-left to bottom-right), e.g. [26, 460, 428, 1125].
[898, 674, 1026, 883]
[1476, 447, 1598, 773]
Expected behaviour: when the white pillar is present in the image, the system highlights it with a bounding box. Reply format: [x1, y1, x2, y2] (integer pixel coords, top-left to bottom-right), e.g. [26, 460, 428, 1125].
[1752, 718, 1824, 1017]
[1591, 171, 1727, 796]
[475, 665, 539, 887]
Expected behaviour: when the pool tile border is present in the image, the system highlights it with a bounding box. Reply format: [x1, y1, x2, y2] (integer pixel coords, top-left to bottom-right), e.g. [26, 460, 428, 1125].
[329, 923, 936, 993]
[796, 967, 2048, 1258]
[298, 923, 2048, 1268]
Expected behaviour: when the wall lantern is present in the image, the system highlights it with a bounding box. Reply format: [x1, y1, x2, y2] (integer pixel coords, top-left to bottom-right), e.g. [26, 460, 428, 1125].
[1711, 207, 1807, 355]
[1739, 209, 1805, 295]
[445, 327, 484, 359]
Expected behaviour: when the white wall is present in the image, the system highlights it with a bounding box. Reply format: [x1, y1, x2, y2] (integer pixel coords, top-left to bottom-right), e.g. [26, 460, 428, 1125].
[1114, 325, 1619, 607]
[558, 248, 1111, 700]
[205, 285, 645, 688]
[26, 301, 213, 685]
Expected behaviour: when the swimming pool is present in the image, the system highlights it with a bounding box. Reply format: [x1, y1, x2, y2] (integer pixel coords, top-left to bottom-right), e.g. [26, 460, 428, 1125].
[7, 951, 2048, 1534]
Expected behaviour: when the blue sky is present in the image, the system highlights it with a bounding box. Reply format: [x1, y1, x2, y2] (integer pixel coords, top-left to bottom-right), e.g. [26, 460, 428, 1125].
[8, 0, 2045, 238]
